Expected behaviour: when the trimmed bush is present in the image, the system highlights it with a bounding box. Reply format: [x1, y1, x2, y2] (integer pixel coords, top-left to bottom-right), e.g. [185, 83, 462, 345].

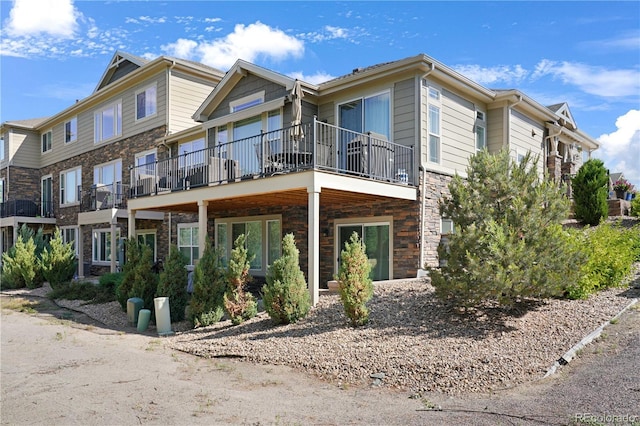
[262, 233, 311, 325]
[99, 272, 124, 296]
[116, 238, 157, 313]
[631, 197, 640, 217]
[337, 232, 373, 326]
[223, 234, 257, 325]
[572, 159, 609, 226]
[40, 228, 77, 290]
[567, 223, 640, 299]
[430, 149, 584, 308]
[1, 236, 38, 289]
[189, 239, 227, 328]
[157, 245, 189, 323]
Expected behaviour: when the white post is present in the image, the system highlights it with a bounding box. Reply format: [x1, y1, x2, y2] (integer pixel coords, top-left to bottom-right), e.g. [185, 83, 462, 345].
[307, 187, 320, 306]
[198, 200, 208, 258]
[110, 222, 117, 273]
[128, 209, 136, 238]
[77, 225, 84, 278]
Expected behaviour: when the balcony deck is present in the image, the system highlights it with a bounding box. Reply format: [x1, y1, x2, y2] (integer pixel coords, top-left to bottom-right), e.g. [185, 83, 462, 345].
[129, 119, 415, 199]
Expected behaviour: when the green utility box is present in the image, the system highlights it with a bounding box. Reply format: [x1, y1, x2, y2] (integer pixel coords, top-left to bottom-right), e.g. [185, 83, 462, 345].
[127, 297, 144, 326]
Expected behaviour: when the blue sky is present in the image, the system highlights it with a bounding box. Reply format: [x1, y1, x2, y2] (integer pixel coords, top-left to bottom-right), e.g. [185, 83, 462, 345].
[1, 0, 639, 184]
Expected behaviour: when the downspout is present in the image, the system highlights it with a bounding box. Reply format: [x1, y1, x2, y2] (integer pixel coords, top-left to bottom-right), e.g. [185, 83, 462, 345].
[166, 60, 176, 135]
[504, 94, 523, 149]
[418, 63, 435, 275]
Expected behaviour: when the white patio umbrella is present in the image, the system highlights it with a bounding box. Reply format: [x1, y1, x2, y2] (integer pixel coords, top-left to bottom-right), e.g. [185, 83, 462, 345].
[290, 79, 304, 142]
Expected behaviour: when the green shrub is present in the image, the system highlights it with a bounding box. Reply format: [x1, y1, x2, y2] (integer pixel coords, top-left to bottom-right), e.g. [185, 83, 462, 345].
[47, 281, 108, 302]
[631, 196, 640, 217]
[99, 272, 124, 296]
[116, 238, 142, 310]
[189, 239, 227, 327]
[262, 233, 311, 325]
[572, 159, 609, 226]
[1, 236, 38, 289]
[40, 228, 77, 290]
[337, 232, 373, 327]
[223, 234, 257, 325]
[430, 149, 584, 308]
[157, 245, 189, 323]
[567, 223, 640, 299]
[116, 238, 157, 314]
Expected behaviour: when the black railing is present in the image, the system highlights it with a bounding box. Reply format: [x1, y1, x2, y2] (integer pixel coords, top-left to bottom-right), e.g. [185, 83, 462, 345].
[0, 200, 55, 218]
[81, 183, 129, 211]
[129, 118, 414, 198]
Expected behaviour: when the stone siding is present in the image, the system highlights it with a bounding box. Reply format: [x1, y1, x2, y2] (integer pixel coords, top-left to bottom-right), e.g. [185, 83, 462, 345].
[420, 170, 454, 268]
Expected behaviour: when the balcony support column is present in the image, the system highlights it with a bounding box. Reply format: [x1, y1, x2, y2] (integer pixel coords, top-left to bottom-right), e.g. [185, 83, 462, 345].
[77, 225, 84, 278]
[128, 209, 136, 238]
[110, 222, 117, 274]
[307, 185, 321, 306]
[198, 200, 209, 260]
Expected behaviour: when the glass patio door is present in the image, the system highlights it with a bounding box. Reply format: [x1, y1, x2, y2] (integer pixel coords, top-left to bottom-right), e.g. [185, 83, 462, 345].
[41, 176, 52, 217]
[337, 222, 390, 281]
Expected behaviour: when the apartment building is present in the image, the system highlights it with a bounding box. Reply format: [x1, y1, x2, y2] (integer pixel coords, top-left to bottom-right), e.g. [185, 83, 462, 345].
[2, 52, 599, 305]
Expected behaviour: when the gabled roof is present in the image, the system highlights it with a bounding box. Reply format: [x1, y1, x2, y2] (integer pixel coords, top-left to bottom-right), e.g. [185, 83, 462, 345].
[94, 50, 149, 92]
[193, 59, 316, 122]
[2, 117, 50, 129]
[547, 102, 576, 130]
[610, 172, 624, 183]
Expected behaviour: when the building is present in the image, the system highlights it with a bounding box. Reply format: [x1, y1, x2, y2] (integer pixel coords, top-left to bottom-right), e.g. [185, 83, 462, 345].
[1, 52, 599, 304]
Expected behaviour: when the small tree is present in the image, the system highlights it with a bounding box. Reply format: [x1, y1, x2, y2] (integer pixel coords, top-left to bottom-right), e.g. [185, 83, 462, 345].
[430, 149, 584, 308]
[116, 238, 142, 310]
[337, 232, 373, 327]
[189, 239, 227, 327]
[128, 243, 158, 314]
[572, 159, 609, 225]
[157, 245, 189, 323]
[262, 233, 311, 325]
[40, 228, 77, 289]
[223, 234, 257, 325]
[1, 236, 38, 288]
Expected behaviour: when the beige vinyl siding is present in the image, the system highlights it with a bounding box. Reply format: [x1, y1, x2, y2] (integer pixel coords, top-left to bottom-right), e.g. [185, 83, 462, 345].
[9, 129, 41, 168]
[392, 78, 415, 147]
[207, 74, 287, 121]
[439, 89, 476, 172]
[40, 74, 166, 167]
[169, 71, 218, 132]
[510, 109, 545, 176]
[486, 107, 504, 154]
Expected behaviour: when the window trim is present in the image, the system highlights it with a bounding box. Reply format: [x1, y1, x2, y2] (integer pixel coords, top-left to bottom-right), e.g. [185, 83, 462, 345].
[41, 174, 53, 217]
[215, 214, 282, 275]
[441, 217, 455, 235]
[60, 226, 79, 255]
[41, 130, 52, 154]
[92, 227, 121, 265]
[229, 91, 265, 113]
[475, 109, 486, 152]
[177, 222, 199, 268]
[64, 117, 78, 144]
[94, 100, 122, 143]
[426, 85, 441, 164]
[336, 89, 392, 140]
[59, 166, 82, 207]
[136, 230, 157, 262]
[135, 83, 158, 122]
[0, 136, 5, 161]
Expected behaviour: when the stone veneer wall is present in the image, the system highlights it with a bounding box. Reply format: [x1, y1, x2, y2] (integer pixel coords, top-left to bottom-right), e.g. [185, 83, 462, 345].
[420, 170, 454, 268]
[0, 166, 41, 204]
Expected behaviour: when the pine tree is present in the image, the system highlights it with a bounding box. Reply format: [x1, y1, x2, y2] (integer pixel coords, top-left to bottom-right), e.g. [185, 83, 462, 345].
[572, 159, 609, 226]
[157, 245, 189, 322]
[129, 243, 158, 314]
[116, 238, 142, 310]
[223, 234, 257, 325]
[337, 232, 373, 326]
[1, 236, 37, 288]
[262, 233, 311, 324]
[40, 228, 77, 289]
[189, 239, 227, 327]
[430, 149, 585, 308]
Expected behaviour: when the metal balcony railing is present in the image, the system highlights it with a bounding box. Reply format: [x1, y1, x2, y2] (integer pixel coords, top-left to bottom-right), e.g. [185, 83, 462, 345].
[0, 200, 55, 218]
[81, 183, 128, 211]
[129, 118, 414, 198]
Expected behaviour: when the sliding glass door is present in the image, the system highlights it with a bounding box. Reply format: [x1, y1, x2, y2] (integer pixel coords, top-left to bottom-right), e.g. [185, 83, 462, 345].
[337, 221, 390, 281]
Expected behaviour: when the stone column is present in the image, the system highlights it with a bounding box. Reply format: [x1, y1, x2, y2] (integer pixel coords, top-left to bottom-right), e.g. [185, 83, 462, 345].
[547, 153, 562, 183]
[562, 161, 576, 198]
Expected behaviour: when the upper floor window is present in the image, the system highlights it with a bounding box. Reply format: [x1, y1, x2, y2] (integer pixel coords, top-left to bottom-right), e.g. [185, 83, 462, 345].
[0, 179, 4, 204]
[94, 101, 122, 143]
[42, 130, 52, 153]
[475, 111, 486, 151]
[338, 91, 391, 140]
[427, 86, 441, 163]
[135, 149, 156, 178]
[136, 84, 157, 120]
[65, 117, 77, 143]
[0, 137, 5, 161]
[230, 91, 264, 113]
[94, 159, 122, 187]
[60, 166, 81, 206]
[178, 138, 206, 168]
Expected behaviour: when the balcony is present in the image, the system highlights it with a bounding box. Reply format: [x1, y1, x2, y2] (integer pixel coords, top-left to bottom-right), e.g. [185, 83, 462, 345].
[81, 183, 129, 212]
[0, 200, 54, 218]
[129, 119, 414, 198]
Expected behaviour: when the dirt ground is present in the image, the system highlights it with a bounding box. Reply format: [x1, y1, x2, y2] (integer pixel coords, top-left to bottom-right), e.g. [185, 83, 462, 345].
[1, 295, 639, 426]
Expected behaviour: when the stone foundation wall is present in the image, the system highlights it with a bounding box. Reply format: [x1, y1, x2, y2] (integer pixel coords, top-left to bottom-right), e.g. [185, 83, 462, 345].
[420, 170, 454, 268]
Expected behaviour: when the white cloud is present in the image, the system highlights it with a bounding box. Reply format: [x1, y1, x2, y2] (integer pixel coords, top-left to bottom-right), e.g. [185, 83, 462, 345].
[5, 0, 79, 38]
[596, 109, 640, 184]
[287, 71, 335, 85]
[139, 16, 166, 24]
[204, 17, 222, 23]
[161, 22, 304, 70]
[161, 38, 198, 59]
[453, 64, 528, 85]
[531, 60, 640, 98]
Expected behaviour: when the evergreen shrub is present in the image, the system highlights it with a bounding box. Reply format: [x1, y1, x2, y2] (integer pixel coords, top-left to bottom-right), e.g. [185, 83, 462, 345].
[157, 245, 189, 322]
[337, 232, 373, 326]
[189, 239, 227, 327]
[223, 234, 257, 325]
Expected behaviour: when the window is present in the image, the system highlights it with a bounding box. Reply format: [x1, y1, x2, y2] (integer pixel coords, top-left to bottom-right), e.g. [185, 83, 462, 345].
[94, 160, 122, 206]
[137, 231, 156, 261]
[336, 219, 391, 281]
[61, 227, 78, 255]
[0, 137, 5, 161]
[230, 91, 264, 113]
[441, 218, 455, 235]
[135, 150, 156, 178]
[64, 117, 77, 143]
[94, 101, 122, 142]
[41, 175, 53, 217]
[42, 130, 52, 153]
[60, 167, 81, 205]
[136, 84, 157, 120]
[92, 228, 120, 263]
[475, 111, 486, 151]
[178, 224, 199, 266]
[428, 105, 441, 163]
[216, 215, 282, 273]
[178, 138, 206, 168]
[338, 91, 391, 140]
[0, 179, 4, 204]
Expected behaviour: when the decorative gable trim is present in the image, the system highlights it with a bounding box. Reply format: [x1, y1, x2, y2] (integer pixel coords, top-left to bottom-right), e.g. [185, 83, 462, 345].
[94, 51, 148, 93]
